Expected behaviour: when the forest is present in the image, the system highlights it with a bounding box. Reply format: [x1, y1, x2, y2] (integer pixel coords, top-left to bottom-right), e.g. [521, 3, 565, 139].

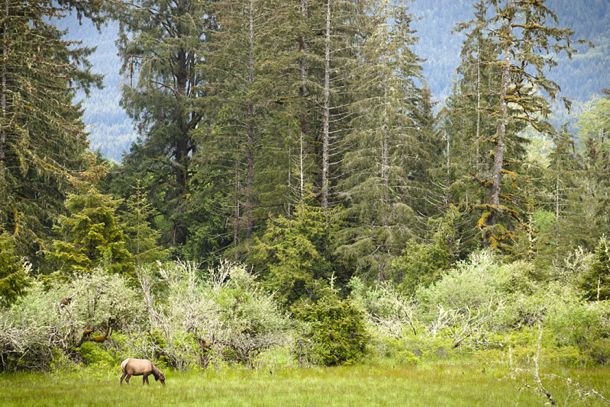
[0, 0, 609, 405]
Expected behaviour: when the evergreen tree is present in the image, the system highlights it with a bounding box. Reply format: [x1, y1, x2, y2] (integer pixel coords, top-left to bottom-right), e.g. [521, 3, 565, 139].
[483, 0, 575, 248]
[580, 237, 610, 301]
[116, 0, 210, 247]
[0, 231, 29, 307]
[548, 125, 581, 220]
[390, 205, 464, 294]
[447, 0, 502, 211]
[191, 0, 274, 255]
[121, 180, 168, 265]
[250, 199, 338, 307]
[48, 188, 134, 276]
[423, 1, 506, 257]
[454, 0, 577, 249]
[552, 97, 610, 252]
[336, 0, 426, 280]
[0, 0, 104, 266]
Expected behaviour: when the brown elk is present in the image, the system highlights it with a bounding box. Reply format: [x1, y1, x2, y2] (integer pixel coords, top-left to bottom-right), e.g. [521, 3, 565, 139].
[120, 358, 165, 385]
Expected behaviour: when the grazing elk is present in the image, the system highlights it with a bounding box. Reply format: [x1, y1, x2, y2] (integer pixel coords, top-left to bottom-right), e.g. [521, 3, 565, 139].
[120, 358, 165, 385]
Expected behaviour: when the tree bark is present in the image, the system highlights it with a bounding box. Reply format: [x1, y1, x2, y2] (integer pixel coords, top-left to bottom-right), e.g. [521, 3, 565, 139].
[321, 0, 331, 211]
[233, 159, 241, 245]
[298, 0, 308, 202]
[475, 39, 481, 171]
[0, 0, 8, 164]
[487, 2, 512, 232]
[244, 0, 256, 237]
[172, 48, 190, 245]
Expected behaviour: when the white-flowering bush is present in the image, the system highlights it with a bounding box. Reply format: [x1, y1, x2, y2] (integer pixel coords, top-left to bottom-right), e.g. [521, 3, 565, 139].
[349, 277, 418, 338]
[135, 261, 290, 369]
[0, 270, 139, 370]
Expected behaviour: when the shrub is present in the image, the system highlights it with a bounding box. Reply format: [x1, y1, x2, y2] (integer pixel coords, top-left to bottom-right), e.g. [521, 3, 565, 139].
[135, 261, 290, 369]
[416, 251, 557, 348]
[294, 290, 369, 366]
[349, 277, 419, 338]
[77, 342, 115, 367]
[0, 269, 139, 371]
[580, 237, 610, 301]
[416, 251, 507, 344]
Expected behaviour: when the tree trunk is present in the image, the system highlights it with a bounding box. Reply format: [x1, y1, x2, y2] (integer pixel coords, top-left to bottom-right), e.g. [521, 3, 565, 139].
[487, 5, 512, 232]
[381, 75, 389, 219]
[298, 0, 308, 202]
[173, 49, 190, 245]
[475, 39, 481, 171]
[555, 174, 560, 219]
[321, 0, 331, 211]
[233, 158, 241, 245]
[0, 0, 7, 164]
[244, 0, 256, 237]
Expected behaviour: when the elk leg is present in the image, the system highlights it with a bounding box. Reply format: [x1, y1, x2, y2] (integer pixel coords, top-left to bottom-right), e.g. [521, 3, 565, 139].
[125, 374, 131, 384]
[120, 372, 126, 385]
[143, 374, 148, 385]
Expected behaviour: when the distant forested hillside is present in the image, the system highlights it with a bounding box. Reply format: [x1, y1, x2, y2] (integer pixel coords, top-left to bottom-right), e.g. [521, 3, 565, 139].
[58, 0, 609, 161]
[410, 0, 609, 101]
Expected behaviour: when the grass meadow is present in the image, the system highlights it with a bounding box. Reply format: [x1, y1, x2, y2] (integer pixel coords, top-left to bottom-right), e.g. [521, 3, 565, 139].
[0, 360, 608, 406]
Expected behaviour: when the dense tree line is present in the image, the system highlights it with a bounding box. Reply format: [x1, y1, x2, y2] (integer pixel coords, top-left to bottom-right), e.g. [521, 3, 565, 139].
[1, 0, 608, 342]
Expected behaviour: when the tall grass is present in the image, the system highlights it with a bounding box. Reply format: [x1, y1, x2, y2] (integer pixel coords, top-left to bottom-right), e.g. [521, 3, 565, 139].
[0, 360, 607, 406]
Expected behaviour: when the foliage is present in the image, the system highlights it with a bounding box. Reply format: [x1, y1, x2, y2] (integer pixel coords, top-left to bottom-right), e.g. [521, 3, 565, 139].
[77, 342, 115, 368]
[391, 206, 466, 294]
[135, 261, 290, 368]
[0, 0, 104, 266]
[580, 237, 610, 301]
[0, 231, 30, 306]
[0, 269, 139, 371]
[250, 202, 337, 307]
[114, 0, 209, 246]
[349, 277, 418, 339]
[336, 0, 434, 279]
[4, 0, 610, 385]
[293, 290, 369, 366]
[48, 188, 134, 276]
[120, 180, 168, 265]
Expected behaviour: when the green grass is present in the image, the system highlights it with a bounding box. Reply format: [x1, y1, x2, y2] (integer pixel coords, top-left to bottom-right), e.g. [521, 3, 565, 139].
[0, 361, 608, 406]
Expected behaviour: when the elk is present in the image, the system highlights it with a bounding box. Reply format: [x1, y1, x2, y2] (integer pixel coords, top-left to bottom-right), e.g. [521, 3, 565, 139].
[120, 358, 165, 385]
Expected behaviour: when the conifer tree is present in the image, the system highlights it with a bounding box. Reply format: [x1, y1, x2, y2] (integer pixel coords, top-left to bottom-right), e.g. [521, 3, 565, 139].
[551, 97, 609, 252]
[48, 188, 134, 276]
[454, 0, 577, 249]
[121, 180, 168, 265]
[548, 125, 581, 220]
[448, 0, 502, 211]
[250, 198, 338, 307]
[480, 0, 574, 247]
[0, 231, 29, 307]
[193, 0, 273, 250]
[336, 0, 426, 280]
[581, 237, 610, 301]
[0, 0, 104, 265]
[116, 0, 210, 246]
